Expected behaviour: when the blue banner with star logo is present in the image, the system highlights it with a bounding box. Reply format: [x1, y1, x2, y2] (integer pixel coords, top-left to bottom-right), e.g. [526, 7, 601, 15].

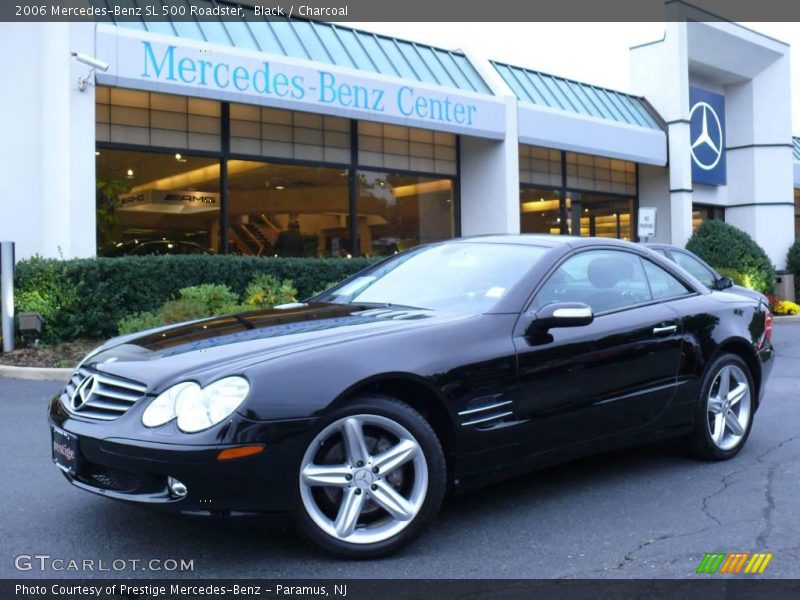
[689, 86, 727, 186]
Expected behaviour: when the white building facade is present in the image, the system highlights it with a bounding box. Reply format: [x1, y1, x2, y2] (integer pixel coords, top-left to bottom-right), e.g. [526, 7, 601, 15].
[0, 14, 796, 268]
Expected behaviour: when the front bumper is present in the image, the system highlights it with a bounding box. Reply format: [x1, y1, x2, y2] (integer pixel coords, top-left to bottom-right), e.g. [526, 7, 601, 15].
[48, 396, 316, 515]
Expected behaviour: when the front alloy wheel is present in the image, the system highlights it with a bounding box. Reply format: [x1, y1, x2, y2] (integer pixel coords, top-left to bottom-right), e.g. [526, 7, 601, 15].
[296, 397, 446, 557]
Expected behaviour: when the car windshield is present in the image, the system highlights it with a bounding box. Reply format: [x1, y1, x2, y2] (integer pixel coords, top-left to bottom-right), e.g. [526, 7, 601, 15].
[317, 242, 547, 312]
[672, 251, 716, 288]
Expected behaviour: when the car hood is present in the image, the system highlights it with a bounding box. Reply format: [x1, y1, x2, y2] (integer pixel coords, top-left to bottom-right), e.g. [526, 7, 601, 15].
[81, 303, 464, 390]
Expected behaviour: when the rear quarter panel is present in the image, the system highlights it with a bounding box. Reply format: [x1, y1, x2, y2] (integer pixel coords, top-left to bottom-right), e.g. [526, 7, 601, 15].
[665, 291, 767, 408]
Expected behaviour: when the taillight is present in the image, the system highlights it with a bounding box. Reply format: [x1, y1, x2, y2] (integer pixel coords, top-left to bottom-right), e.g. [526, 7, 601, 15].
[763, 309, 773, 346]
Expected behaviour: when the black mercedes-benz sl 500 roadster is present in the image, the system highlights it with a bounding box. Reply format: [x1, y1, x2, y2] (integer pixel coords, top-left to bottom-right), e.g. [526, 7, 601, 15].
[49, 235, 774, 557]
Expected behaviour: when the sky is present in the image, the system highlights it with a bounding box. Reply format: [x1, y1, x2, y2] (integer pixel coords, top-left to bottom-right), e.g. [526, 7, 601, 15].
[348, 22, 800, 134]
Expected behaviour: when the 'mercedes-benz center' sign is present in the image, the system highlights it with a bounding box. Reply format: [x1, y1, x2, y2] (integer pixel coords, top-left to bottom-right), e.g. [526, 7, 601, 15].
[95, 27, 505, 139]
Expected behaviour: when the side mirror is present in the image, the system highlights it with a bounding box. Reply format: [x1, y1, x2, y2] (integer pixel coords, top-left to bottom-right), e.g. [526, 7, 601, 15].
[715, 276, 734, 290]
[526, 302, 594, 334]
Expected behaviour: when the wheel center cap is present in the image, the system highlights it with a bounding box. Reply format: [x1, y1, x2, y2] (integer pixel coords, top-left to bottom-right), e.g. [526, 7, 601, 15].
[352, 468, 374, 490]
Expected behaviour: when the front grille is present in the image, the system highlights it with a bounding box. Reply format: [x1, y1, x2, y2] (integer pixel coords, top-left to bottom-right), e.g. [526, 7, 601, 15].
[61, 367, 147, 421]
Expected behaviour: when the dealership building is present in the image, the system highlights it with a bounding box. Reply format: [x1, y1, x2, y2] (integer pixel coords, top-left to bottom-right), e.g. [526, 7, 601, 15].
[1, 7, 798, 268]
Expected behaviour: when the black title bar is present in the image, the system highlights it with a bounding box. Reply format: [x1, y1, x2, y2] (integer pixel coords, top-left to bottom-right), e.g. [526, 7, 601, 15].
[5, 579, 800, 600]
[4, 0, 800, 22]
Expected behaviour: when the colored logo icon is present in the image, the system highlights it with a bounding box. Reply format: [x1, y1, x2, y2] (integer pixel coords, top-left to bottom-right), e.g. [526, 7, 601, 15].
[696, 552, 773, 574]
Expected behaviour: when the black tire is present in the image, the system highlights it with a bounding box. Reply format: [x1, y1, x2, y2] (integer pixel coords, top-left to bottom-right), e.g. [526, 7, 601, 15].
[295, 395, 446, 558]
[686, 353, 755, 460]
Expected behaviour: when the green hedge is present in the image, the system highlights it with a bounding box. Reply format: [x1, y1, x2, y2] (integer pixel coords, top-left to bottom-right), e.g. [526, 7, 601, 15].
[686, 220, 776, 294]
[786, 240, 800, 298]
[14, 255, 378, 343]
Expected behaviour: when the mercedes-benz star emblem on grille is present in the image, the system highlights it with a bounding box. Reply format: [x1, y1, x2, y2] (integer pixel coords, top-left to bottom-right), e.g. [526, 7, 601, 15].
[71, 375, 97, 411]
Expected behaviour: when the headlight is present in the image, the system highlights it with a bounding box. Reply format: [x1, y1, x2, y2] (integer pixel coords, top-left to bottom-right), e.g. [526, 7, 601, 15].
[142, 377, 250, 433]
[141, 382, 199, 428]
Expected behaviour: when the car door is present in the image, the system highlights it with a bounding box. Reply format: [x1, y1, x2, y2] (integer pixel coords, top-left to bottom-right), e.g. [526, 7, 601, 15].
[512, 248, 686, 455]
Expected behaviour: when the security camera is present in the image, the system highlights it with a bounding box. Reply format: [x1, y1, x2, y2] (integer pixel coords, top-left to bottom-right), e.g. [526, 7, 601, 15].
[70, 52, 109, 92]
[70, 52, 109, 72]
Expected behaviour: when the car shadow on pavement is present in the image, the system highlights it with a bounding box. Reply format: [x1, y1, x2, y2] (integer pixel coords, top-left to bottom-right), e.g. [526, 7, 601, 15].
[73, 441, 687, 567]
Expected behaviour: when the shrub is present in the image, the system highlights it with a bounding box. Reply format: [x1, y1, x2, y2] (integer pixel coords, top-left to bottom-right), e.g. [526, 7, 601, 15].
[160, 298, 212, 325]
[312, 282, 341, 296]
[686, 221, 776, 294]
[12, 257, 79, 334]
[174, 284, 240, 315]
[715, 267, 748, 288]
[116, 277, 303, 335]
[14, 255, 377, 343]
[774, 300, 800, 316]
[118, 311, 164, 335]
[242, 274, 297, 309]
[786, 240, 800, 295]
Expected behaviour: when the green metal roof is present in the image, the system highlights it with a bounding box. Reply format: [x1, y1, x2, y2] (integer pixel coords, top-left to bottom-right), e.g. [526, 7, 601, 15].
[793, 136, 800, 161]
[492, 60, 661, 130]
[93, 0, 491, 94]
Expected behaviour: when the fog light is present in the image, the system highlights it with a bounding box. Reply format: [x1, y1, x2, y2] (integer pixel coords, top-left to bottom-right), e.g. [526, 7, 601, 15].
[167, 476, 187, 498]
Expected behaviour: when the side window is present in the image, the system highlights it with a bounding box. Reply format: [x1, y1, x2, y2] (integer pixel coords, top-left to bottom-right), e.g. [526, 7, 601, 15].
[537, 250, 652, 314]
[672, 251, 716, 288]
[642, 259, 691, 299]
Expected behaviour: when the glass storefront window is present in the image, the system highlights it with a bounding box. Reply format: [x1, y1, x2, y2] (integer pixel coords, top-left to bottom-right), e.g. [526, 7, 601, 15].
[519, 146, 562, 187]
[358, 122, 457, 176]
[96, 86, 222, 152]
[357, 172, 454, 256]
[565, 193, 634, 240]
[565, 152, 636, 195]
[692, 204, 725, 232]
[96, 88, 460, 257]
[227, 161, 350, 257]
[230, 104, 351, 164]
[95, 149, 221, 256]
[520, 187, 564, 234]
[519, 145, 638, 241]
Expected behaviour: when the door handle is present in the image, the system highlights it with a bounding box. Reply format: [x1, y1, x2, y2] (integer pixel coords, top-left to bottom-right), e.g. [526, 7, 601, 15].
[652, 324, 677, 335]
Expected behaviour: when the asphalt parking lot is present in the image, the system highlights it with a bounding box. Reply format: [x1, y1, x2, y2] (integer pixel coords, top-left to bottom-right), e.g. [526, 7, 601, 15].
[1, 324, 799, 579]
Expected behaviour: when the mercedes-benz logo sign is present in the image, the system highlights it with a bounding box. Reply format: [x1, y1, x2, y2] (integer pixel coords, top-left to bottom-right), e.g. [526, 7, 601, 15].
[71, 375, 97, 411]
[689, 101, 723, 171]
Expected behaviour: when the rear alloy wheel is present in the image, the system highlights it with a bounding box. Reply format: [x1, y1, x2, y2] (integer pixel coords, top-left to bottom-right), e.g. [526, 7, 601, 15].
[687, 354, 755, 460]
[296, 397, 445, 558]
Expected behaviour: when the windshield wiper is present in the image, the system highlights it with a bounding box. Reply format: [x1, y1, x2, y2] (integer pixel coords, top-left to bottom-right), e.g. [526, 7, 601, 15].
[348, 301, 431, 311]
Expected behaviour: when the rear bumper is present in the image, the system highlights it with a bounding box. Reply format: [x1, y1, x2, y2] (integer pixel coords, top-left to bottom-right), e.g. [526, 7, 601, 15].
[48, 396, 316, 515]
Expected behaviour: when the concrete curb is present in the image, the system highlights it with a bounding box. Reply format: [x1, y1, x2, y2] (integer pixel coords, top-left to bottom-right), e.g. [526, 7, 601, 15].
[0, 364, 71, 382]
[774, 315, 800, 323]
